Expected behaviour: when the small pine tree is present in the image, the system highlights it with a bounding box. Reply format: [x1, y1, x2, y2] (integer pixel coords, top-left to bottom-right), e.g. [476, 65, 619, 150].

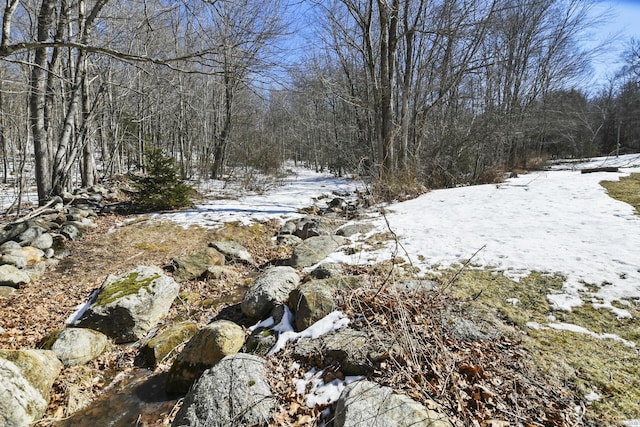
[129, 149, 195, 212]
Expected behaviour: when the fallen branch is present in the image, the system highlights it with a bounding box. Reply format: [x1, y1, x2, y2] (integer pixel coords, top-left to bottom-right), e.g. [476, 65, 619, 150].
[580, 167, 619, 174]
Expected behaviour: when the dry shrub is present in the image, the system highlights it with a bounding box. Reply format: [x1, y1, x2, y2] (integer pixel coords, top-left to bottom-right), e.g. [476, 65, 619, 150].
[340, 284, 583, 426]
[371, 172, 428, 203]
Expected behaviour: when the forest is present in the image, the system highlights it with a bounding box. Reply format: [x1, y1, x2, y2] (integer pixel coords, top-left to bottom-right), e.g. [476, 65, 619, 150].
[1, 0, 639, 206]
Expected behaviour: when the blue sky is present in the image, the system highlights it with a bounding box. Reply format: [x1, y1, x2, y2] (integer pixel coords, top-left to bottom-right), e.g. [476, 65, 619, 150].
[589, 0, 640, 81]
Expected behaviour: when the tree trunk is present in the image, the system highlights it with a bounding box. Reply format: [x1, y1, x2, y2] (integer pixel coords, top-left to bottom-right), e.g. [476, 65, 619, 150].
[29, 0, 57, 204]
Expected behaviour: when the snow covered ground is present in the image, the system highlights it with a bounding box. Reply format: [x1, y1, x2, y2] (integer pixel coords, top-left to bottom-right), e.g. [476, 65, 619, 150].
[158, 155, 640, 321]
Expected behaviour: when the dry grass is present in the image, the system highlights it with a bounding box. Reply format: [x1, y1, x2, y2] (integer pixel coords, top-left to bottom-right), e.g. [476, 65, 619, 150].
[0, 212, 285, 425]
[601, 172, 640, 216]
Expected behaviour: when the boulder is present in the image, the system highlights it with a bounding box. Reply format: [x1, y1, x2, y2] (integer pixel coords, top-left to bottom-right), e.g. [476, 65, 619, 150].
[60, 223, 80, 240]
[209, 241, 254, 266]
[0, 349, 63, 427]
[244, 327, 277, 356]
[276, 234, 303, 246]
[308, 262, 344, 279]
[30, 232, 54, 251]
[0, 221, 28, 246]
[76, 266, 179, 343]
[336, 223, 375, 237]
[289, 281, 337, 331]
[0, 264, 30, 288]
[290, 235, 348, 268]
[16, 224, 47, 246]
[291, 216, 336, 239]
[3, 246, 45, 266]
[140, 321, 199, 367]
[166, 320, 245, 394]
[172, 247, 225, 281]
[241, 266, 300, 319]
[294, 328, 397, 376]
[46, 328, 109, 367]
[201, 265, 240, 281]
[171, 354, 274, 427]
[334, 380, 452, 427]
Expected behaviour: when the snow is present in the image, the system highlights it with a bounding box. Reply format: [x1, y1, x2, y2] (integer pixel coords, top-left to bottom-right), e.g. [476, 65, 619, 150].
[293, 369, 364, 408]
[148, 167, 361, 228]
[254, 306, 350, 356]
[153, 154, 639, 331]
[65, 288, 100, 325]
[328, 154, 640, 319]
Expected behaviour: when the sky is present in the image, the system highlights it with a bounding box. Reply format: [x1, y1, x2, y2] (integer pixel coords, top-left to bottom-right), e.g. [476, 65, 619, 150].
[590, 0, 640, 81]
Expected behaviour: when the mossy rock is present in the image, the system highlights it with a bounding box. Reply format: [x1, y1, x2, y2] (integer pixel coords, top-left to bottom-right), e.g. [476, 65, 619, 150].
[0, 349, 63, 426]
[140, 321, 199, 367]
[172, 247, 225, 281]
[77, 266, 180, 343]
[166, 320, 245, 394]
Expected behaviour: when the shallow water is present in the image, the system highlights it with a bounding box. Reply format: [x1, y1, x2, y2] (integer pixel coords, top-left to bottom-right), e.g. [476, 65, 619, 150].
[55, 369, 180, 427]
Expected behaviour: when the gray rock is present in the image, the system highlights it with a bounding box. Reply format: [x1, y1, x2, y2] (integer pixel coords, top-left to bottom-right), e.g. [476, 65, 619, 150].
[241, 266, 300, 319]
[292, 216, 335, 239]
[335, 380, 452, 427]
[172, 354, 274, 427]
[67, 217, 96, 231]
[47, 328, 109, 367]
[279, 220, 297, 235]
[1, 246, 45, 267]
[1, 253, 27, 269]
[201, 265, 240, 281]
[60, 223, 80, 240]
[244, 327, 277, 356]
[0, 221, 28, 246]
[16, 225, 47, 246]
[290, 235, 348, 268]
[172, 247, 225, 281]
[0, 264, 30, 288]
[336, 223, 375, 237]
[30, 233, 54, 251]
[209, 241, 254, 265]
[276, 234, 303, 246]
[294, 328, 397, 376]
[76, 266, 179, 343]
[166, 320, 245, 394]
[308, 262, 344, 279]
[0, 240, 22, 251]
[289, 281, 337, 331]
[0, 349, 63, 427]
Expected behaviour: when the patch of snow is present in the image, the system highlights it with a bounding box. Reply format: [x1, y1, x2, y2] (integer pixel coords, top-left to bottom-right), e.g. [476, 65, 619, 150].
[293, 368, 364, 408]
[267, 307, 350, 355]
[65, 288, 99, 325]
[584, 390, 601, 403]
[525, 322, 546, 330]
[547, 322, 636, 347]
[248, 316, 275, 332]
[148, 167, 361, 228]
